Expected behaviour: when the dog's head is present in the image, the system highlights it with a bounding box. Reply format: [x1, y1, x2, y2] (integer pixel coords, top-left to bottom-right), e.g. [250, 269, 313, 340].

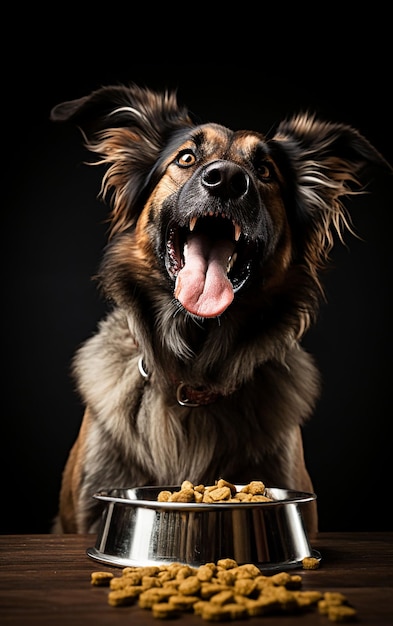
[51, 84, 391, 331]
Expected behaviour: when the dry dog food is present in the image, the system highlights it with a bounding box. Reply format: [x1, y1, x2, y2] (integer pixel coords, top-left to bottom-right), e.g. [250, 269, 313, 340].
[318, 592, 358, 622]
[157, 478, 273, 503]
[302, 556, 320, 570]
[91, 558, 357, 622]
[90, 571, 114, 586]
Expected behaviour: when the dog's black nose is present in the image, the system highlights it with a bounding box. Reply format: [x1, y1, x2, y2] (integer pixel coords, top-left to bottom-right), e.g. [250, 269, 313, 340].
[201, 161, 249, 199]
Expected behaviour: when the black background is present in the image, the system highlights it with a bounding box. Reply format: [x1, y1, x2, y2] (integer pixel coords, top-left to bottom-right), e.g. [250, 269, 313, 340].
[3, 29, 392, 534]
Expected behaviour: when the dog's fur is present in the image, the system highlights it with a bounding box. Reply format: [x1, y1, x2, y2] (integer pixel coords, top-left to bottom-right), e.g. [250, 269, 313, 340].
[50, 84, 391, 536]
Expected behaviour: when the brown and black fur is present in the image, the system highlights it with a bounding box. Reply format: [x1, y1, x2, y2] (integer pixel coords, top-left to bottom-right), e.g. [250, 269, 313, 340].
[50, 84, 391, 535]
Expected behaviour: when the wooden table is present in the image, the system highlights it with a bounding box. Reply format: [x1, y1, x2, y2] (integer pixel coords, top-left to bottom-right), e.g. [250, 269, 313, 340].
[0, 533, 392, 625]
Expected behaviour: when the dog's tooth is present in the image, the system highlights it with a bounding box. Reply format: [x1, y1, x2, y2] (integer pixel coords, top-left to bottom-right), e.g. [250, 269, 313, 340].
[189, 217, 198, 232]
[227, 252, 238, 273]
[234, 222, 241, 241]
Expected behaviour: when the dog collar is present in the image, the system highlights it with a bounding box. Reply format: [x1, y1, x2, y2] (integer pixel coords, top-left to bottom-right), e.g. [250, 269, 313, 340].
[138, 356, 221, 407]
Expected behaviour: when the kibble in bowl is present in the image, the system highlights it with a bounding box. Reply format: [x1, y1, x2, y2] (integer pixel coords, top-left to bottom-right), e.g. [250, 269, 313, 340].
[87, 479, 320, 572]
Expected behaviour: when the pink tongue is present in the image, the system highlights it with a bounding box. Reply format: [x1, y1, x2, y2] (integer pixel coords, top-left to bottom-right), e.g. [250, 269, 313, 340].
[174, 233, 235, 317]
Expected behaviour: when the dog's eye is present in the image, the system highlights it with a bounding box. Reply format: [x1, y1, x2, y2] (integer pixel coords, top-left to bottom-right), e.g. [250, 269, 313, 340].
[176, 150, 197, 168]
[256, 161, 273, 181]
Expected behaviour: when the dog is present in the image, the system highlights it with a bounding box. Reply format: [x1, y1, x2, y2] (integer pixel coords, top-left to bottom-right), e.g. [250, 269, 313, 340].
[50, 83, 391, 536]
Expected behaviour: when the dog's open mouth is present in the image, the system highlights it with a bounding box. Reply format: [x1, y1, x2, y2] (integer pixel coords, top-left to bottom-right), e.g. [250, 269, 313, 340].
[166, 213, 254, 318]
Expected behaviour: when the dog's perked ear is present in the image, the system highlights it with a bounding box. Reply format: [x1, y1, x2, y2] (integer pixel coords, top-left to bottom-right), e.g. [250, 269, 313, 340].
[269, 113, 392, 267]
[50, 84, 195, 234]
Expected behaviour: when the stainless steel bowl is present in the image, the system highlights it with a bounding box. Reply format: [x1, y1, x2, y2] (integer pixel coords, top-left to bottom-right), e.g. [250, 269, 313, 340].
[87, 485, 320, 572]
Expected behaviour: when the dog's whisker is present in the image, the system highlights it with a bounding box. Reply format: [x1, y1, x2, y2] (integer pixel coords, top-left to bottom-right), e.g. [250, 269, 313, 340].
[190, 316, 205, 330]
[172, 300, 183, 318]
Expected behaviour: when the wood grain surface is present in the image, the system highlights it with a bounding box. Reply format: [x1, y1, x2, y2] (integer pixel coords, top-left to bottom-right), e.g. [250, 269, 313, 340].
[0, 533, 392, 625]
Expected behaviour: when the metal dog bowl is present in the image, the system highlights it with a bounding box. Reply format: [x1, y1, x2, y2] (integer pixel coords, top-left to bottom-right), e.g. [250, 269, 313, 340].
[87, 485, 320, 572]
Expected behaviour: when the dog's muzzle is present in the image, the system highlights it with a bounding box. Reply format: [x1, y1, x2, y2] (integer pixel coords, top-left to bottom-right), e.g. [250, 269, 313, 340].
[165, 160, 268, 319]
